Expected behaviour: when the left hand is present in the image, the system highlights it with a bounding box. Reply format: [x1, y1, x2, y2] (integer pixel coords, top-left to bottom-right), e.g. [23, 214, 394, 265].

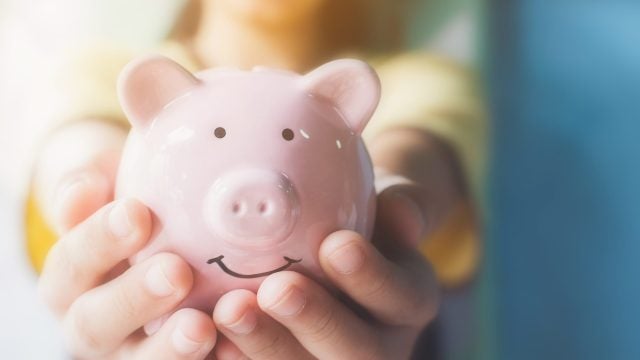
[211, 185, 441, 360]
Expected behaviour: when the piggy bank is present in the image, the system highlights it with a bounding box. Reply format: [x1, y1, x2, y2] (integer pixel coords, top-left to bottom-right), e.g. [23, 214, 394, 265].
[115, 56, 380, 312]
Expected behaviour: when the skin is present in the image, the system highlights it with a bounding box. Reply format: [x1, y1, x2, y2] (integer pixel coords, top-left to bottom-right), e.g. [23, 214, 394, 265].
[36, 0, 469, 358]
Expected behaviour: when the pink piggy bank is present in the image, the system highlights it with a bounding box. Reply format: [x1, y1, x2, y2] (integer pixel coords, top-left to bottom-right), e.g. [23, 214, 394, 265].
[115, 56, 380, 312]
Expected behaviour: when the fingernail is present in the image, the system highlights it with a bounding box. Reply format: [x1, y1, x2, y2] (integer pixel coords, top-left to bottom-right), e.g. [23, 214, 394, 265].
[143, 317, 165, 336]
[55, 170, 108, 210]
[267, 286, 306, 317]
[392, 193, 427, 247]
[108, 200, 133, 239]
[145, 262, 176, 297]
[223, 308, 257, 335]
[328, 243, 365, 274]
[54, 175, 90, 216]
[56, 178, 86, 205]
[172, 324, 207, 355]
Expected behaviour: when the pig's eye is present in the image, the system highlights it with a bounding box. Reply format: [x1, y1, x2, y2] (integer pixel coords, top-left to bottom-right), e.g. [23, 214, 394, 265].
[214, 127, 226, 139]
[282, 128, 294, 141]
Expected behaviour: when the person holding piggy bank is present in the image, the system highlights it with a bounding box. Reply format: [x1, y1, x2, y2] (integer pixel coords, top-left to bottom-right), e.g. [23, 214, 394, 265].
[29, 0, 485, 358]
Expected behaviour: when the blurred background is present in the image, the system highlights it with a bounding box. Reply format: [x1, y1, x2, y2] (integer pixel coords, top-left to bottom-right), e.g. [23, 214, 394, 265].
[1, 0, 639, 359]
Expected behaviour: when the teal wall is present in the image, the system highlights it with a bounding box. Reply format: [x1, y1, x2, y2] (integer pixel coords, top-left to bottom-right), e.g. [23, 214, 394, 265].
[489, 1, 640, 359]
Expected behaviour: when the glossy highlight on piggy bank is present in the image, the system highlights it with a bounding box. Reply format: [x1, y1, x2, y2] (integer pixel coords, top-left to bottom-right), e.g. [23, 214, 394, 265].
[115, 56, 380, 312]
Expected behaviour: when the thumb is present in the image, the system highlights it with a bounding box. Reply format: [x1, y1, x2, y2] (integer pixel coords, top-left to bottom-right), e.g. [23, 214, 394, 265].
[33, 120, 126, 234]
[375, 169, 431, 248]
[49, 162, 114, 234]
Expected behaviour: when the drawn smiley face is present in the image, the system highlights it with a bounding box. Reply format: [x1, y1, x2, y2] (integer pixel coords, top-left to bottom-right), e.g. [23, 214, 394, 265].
[207, 255, 302, 279]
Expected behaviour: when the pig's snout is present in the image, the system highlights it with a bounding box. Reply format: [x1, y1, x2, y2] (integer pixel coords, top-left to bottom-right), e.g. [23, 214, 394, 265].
[204, 169, 298, 248]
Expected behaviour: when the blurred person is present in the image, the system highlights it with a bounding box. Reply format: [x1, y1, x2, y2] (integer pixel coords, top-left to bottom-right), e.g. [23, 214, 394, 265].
[26, 0, 485, 358]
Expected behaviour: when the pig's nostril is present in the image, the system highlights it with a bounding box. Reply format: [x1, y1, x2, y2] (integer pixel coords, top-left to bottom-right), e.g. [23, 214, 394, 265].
[232, 202, 243, 215]
[258, 201, 269, 215]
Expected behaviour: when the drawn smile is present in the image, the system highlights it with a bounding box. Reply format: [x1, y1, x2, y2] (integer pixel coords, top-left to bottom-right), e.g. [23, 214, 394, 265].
[207, 255, 302, 279]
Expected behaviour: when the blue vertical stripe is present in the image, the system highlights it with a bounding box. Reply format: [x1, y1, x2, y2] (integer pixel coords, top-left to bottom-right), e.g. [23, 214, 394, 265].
[489, 1, 640, 359]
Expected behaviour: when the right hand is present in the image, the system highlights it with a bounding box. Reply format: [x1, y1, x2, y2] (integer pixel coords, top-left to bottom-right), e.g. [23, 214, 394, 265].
[36, 121, 217, 359]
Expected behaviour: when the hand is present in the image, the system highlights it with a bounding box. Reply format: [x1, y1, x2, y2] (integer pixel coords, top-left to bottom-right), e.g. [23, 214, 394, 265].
[209, 128, 464, 359]
[36, 121, 217, 359]
[210, 187, 438, 359]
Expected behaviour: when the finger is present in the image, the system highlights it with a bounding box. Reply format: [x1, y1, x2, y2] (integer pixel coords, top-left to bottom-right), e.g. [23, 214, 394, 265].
[319, 230, 439, 328]
[53, 165, 113, 234]
[130, 308, 216, 360]
[33, 120, 126, 233]
[62, 253, 193, 358]
[214, 336, 246, 360]
[376, 182, 431, 248]
[257, 272, 383, 360]
[214, 289, 312, 360]
[38, 198, 152, 315]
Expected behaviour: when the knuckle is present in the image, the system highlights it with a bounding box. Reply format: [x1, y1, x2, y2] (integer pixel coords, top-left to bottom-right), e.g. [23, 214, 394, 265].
[414, 286, 440, 326]
[111, 280, 140, 320]
[303, 305, 339, 344]
[376, 254, 440, 327]
[62, 206, 145, 277]
[363, 264, 394, 300]
[399, 289, 431, 326]
[63, 302, 105, 357]
[406, 265, 440, 327]
[38, 244, 78, 314]
[361, 345, 386, 360]
[37, 276, 63, 314]
[37, 255, 57, 300]
[251, 332, 286, 359]
[63, 228, 99, 277]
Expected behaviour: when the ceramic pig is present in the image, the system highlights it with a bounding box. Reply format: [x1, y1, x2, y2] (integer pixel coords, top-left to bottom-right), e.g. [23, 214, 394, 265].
[115, 56, 380, 312]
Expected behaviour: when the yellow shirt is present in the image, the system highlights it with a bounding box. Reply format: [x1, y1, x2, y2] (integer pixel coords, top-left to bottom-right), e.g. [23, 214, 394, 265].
[26, 43, 486, 287]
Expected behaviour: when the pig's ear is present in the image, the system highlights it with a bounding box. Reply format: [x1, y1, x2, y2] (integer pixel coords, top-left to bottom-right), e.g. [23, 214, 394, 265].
[118, 55, 199, 129]
[301, 59, 380, 134]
